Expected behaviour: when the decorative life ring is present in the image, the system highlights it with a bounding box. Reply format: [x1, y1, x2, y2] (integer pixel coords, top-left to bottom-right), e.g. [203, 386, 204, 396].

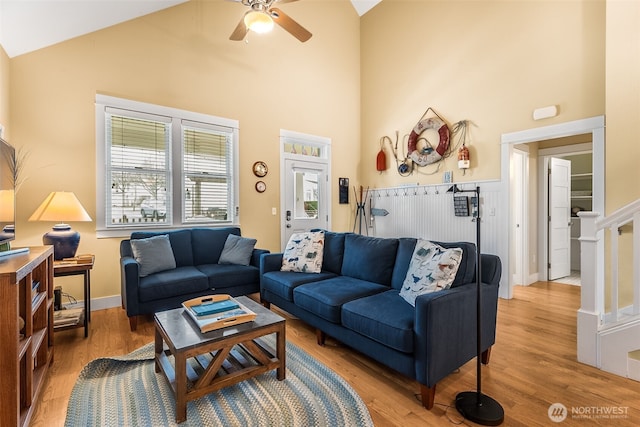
[407, 117, 450, 166]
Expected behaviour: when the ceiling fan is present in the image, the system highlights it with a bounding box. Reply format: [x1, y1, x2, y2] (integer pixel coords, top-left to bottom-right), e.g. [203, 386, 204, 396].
[229, 0, 312, 42]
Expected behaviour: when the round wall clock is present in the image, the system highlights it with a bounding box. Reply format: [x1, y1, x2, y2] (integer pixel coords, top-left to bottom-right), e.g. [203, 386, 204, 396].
[252, 161, 268, 177]
[255, 181, 267, 193]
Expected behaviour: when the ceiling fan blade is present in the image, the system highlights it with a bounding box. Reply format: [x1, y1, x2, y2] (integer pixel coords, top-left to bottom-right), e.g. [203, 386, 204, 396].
[229, 15, 249, 41]
[269, 7, 312, 42]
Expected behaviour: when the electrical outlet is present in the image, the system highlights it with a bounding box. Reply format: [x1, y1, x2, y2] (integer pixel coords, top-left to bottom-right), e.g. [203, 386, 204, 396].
[272, 207, 277, 215]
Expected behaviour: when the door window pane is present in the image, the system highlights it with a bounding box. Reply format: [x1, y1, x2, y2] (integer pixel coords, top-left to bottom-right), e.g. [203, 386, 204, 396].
[294, 170, 319, 219]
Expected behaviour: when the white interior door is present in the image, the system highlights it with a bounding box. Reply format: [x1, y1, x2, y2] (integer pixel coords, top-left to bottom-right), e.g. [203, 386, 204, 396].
[282, 159, 328, 249]
[548, 157, 571, 280]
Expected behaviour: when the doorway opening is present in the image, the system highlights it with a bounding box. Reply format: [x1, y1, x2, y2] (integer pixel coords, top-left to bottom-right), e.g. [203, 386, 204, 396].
[500, 116, 604, 299]
[543, 149, 592, 286]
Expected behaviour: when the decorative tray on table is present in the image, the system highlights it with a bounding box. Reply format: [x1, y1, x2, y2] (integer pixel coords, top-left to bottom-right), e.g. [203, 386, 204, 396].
[182, 294, 256, 333]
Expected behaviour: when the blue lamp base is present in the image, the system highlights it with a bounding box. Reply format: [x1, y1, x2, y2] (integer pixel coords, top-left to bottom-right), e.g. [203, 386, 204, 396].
[43, 224, 81, 261]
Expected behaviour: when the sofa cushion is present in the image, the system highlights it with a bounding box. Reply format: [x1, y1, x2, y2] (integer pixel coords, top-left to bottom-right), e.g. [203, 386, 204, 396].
[391, 238, 417, 290]
[138, 266, 209, 302]
[342, 290, 415, 353]
[319, 230, 347, 274]
[131, 229, 194, 267]
[341, 234, 398, 285]
[191, 227, 241, 265]
[293, 277, 388, 323]
[129, 234, 176, 277]
[218, 234, 257, 266]
[196, 264, 260, 289]
[281, 231, 325, 273]
[400, 240, 463, 306]
[262, 270, 337, 301]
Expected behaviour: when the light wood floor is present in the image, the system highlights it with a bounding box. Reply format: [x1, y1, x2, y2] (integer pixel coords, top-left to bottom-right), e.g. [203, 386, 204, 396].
[31, 282, 640, 426]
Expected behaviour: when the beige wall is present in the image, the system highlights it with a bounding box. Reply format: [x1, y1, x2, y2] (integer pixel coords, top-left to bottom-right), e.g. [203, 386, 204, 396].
[7, 1, 361, 300]
[0, 45, 8, 137]
[360, 0, 605, 187]
[606, 0, 640, 209]
[604, 0, 640, 308]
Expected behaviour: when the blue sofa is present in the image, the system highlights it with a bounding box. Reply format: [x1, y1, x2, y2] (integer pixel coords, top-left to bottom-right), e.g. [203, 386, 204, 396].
[260, 232, 501, 409]
[120, 227, 268, 331]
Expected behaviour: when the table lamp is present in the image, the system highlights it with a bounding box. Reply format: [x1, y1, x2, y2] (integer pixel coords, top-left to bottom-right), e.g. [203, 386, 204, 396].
[29, 191, 92, 260]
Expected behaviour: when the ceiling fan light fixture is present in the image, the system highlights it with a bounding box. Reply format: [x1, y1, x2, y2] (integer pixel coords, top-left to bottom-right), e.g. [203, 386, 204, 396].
[244, 10, 274, 34]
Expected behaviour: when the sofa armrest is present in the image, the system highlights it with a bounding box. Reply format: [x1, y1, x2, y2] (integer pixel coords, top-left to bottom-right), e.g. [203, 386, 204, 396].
[481, 253, 502, 287]
[120, 256, 141, 317]
[413, 281, 499, 387]
[251, 248, 270, 268]
[260, 252, 283, 274]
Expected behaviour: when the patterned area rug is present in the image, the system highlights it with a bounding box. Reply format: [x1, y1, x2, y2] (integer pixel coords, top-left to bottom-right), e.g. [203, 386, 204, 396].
[65, 334, 373, 426]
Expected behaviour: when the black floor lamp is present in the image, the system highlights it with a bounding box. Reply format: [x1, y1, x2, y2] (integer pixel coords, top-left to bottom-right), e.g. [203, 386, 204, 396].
[450, 185, 504, 425]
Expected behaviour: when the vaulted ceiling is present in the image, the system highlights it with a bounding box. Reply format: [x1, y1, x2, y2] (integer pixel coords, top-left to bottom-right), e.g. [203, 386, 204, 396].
[0, 0, 382, 58]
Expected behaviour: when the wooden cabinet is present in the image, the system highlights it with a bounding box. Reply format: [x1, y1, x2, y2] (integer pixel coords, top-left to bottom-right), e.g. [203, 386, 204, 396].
[0, 246, 54, 427]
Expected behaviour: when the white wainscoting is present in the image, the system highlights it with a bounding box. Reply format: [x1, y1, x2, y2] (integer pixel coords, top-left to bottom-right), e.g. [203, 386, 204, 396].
[367, 180, 509, 299]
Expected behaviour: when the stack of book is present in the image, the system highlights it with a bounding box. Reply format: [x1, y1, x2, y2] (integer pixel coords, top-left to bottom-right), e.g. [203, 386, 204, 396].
[56, 254, 94, 265]
[182, 295, 256, 333]
[53, 308, 83, 328]
[31, 280, 40, 304]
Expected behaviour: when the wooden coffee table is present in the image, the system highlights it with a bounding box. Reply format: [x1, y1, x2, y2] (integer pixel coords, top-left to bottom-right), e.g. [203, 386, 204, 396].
[154, 296, 286, 423]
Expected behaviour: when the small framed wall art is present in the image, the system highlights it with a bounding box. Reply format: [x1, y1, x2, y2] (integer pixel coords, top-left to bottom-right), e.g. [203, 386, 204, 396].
[252, 161, 268, 177]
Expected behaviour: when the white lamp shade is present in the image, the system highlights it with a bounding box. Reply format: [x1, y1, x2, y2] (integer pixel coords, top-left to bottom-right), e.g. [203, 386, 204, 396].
[0, 189, 14, 222]
[29, 191, 92, 223]
[244, 10, 274, 34]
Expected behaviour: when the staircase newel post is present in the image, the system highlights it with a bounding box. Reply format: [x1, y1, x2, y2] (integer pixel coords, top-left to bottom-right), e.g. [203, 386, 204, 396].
[577, 211, 601, 367]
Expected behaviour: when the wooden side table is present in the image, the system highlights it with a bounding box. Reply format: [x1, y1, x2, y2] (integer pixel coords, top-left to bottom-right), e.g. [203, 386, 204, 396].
[53, 255, 94, 337]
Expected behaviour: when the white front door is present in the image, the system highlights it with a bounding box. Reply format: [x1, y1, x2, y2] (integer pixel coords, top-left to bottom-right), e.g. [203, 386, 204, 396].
[282, 158, 329, 249]
[548, 157, 571, 280]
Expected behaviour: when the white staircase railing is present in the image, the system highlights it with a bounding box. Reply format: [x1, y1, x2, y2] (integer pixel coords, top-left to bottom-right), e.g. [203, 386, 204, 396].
[578, 199, 640, 374]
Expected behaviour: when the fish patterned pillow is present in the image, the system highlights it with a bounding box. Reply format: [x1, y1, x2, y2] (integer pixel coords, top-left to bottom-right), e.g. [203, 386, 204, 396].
[400, 239, 463, 306]
[281, 230, 325, 273]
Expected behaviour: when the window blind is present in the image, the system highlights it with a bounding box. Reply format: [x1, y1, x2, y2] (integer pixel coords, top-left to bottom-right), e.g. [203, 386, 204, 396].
[106, 110, 171, 225]
[182, 121, 234, 222]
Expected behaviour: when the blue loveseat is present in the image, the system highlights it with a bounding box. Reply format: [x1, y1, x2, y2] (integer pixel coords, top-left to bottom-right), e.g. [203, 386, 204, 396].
[260, 232, 501, 409]
[120, 227, 268, 331]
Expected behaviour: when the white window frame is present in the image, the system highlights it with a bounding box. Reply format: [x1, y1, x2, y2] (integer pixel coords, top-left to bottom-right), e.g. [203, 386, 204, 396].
[95, 95, 239, 238]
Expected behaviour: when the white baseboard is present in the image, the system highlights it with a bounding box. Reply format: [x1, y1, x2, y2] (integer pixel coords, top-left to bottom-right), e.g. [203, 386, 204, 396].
[62, 295, 122, 312]
[628, 353, 640, 382]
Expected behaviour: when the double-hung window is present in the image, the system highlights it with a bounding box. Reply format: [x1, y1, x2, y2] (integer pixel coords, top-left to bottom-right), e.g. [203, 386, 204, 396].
[96, 95, 239, 236]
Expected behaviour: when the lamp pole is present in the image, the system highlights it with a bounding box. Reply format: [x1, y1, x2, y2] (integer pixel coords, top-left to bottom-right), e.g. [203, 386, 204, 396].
[454, 186, 504, 425]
